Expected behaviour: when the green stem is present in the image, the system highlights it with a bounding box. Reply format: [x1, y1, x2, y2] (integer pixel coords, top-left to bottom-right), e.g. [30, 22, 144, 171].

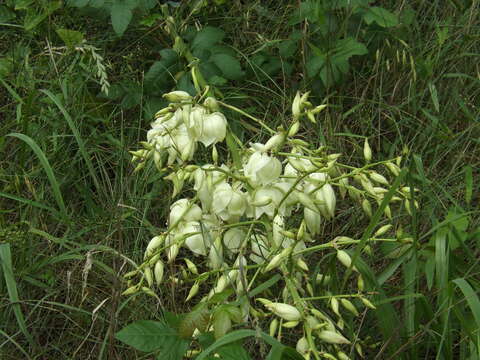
[218, 101, 275, 134]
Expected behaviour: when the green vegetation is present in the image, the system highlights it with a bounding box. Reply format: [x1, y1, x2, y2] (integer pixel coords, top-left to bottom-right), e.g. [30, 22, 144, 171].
[0, 0, 479, 359]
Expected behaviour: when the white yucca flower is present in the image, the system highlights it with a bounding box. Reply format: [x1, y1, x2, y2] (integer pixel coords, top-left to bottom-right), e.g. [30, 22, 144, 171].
[193, 165, 226, 210]
[252, 185, 285, 218]
[169, 198, 202, 226]
[167, 124, 196, 164]
[315, 184, 336, 219]
[244, 151, 282, 186]
[180, 221, 210, 256]
[212, 182, 247, 222]
[185, 105, 207, 139]
[304, 207, 321, 235]
[197, 112, 227, 147]
[223, 228, 246, 253]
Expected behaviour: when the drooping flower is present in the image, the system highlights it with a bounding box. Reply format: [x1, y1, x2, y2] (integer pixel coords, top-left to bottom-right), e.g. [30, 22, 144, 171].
[223, 228, 246, 253]
[244, 151, 282, 187]
[304, 207, 321, 235]
[252, 185, 285, 219]
[315, 184, 336, 219]
[167, 124, 196, 164]
[212, 182, 247, 222]
[181, 221, 210, 256]
[197, 112, 227, 147]
[169, 198, 202, 226]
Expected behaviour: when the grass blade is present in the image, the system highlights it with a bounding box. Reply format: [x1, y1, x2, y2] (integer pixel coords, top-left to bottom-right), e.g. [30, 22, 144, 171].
[464, 165, 473, 205]
[40, 89, 100, 191]
[0, 244, 35, 347]
[452, 278, 480, 335]
[7, 133, 68, 220]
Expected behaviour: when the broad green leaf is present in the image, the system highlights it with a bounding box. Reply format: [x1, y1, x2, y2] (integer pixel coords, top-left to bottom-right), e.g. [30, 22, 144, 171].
[213, 309, 231, 339]
[196, 330, 257, 360]
[116, 320, 189, 355]
[210, 53, 245, 80]
[216, 342, 252, 360]
[208, 75, 228, 86]
[111, 2, 133, 36]
[266, 345, 304, 360]
[56, 28, 85, 49]
[305, 55, 325, 78]
[24, 1, 62, 31]
[363, 6, 399, 28]
[178, 306, 210, 338]
[278, 39, 298, 58]
[192, 27, 225, 51]
[144, 49, 179, 90]
[334, 37, 368, 60]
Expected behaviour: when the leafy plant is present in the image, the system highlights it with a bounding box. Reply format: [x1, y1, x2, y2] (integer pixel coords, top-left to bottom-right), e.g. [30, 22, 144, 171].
[66, 0, 157, 36]
[117, 85, 417, 358]
[251, 0, 401, 89]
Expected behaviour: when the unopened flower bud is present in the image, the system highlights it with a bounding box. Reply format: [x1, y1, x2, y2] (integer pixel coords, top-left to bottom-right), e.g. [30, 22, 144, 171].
[374, 224, 393, 237]
[363, 138, 372, 163]
[203, 97, 219, 112]
[296, 337, 309, 355]
[154, 260, 164, 286]
[163, 90, 192, 103]
[144, 266, 153, 287]
[264, 302, 301, 321]
[340, 298, 359, 316]
[317, 330, 350, 344]
[185, 282, 200, 302]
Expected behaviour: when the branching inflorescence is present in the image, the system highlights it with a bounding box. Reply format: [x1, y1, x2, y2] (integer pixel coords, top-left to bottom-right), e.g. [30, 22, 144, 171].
[126, 89, 416, 359]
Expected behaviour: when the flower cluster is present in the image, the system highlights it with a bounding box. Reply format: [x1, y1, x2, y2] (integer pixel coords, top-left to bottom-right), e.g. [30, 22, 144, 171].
[126, 90, 416, 359]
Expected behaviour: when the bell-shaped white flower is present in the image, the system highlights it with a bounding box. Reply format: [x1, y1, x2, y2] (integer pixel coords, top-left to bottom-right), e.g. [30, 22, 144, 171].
[223, 228, 246, 253]
[212, 182, 247, 222]
[196, 112, 227, 147]
[308, 172, 328, 184]
[169, 198, 202, 226]
[264, 132, 286, 152]
[193, 164, 228, 211]
[315, 184, 336, 219]
[252, 185, 285, 219]
[244, 151, 282, 186]
[304, 207, 321, 235]
[181, 221, 210, 256]
[167, 124, 196, 164]
[186, 105, 207, 139]
[274, 181, 299, 215]
[283, 162, 298, 183]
